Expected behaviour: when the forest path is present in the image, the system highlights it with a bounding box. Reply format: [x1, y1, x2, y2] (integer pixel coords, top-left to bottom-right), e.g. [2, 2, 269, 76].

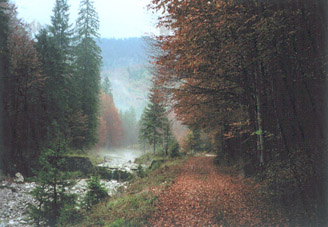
[148, 156, 287, 226]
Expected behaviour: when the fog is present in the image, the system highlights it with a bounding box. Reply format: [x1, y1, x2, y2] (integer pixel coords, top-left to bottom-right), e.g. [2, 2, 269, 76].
[98, 148, 144, 167]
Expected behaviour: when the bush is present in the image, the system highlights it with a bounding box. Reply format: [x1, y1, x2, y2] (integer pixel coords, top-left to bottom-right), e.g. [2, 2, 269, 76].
[157, 147, 165, 156]
[84, 176, 109, 210]
[169, 140, 180, 158]
[95, 166, 113, 180]
[57, 203, 82, 226]
[137, 164, 147, 178]
[95, 167, 133, 181]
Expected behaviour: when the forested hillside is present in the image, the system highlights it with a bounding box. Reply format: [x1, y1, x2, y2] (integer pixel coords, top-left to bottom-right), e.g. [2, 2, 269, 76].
[99, 38, 148, 71]
[99, 38, 152, 118]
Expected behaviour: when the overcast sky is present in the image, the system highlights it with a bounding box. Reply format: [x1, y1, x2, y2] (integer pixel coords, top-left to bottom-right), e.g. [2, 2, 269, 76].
[12, 0, 157, 38]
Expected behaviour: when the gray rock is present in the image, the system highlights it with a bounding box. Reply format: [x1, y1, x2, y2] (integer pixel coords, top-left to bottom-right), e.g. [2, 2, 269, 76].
[14, 172, 24, 183]
[0, 154, 137, 226]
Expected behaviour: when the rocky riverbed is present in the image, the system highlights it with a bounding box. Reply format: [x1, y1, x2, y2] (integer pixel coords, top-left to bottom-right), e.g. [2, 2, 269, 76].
[0, 149, 143, 227]
[0, 181, 37, 226]
[0, 179, 128, 226]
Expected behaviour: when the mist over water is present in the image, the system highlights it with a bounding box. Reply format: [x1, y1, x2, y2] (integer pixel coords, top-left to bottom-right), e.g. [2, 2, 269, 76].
[98, 148, 144, 167]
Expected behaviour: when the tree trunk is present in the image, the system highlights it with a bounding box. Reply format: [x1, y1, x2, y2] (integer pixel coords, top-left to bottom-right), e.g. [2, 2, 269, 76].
[153, 127, 156, 154]
[143, 141, 146, 153]
[153, 140, 156, 154]
[256, 91, 264, 164]
[254, 68, 264, 164]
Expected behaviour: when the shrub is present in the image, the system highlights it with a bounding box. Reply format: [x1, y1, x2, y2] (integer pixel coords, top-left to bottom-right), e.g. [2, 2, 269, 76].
[95, 166, 113, 180]
[84, 176, 108, 210]
[57, 203, 82, 226]
[169, 140, 180, 158]
[137, 164, 147, 178]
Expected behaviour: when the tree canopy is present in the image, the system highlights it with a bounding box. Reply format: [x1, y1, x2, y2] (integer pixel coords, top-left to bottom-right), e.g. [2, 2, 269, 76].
[150, 0, 327, 223]
[0, 0, 104, 175]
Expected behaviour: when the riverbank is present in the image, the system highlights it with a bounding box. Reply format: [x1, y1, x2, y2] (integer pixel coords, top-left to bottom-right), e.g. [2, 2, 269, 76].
[77, 153, 309, 226]
[0, 149, 144, 227]
[74, 153, 187, 226]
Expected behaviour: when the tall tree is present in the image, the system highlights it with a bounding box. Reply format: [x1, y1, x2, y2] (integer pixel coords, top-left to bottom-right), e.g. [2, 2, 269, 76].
[0, 0, 9, 173]
[121, 107, 139, 146]
[28, 122, 79, 226]
[97, 91, 123, 149]
[162, 116, 174, 155]
[139, 88, 166, 153]
[50, 0, 72, 55]
[1, 3, 45, 175]
[75, 0, 102, 147]
[102, 76, 113, 97]
[150, 0, 327, 223]
[35, 0, 74, 147]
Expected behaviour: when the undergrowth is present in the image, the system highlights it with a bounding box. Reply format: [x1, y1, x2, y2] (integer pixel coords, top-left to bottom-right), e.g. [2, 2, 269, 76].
[74, 153, 186, 226]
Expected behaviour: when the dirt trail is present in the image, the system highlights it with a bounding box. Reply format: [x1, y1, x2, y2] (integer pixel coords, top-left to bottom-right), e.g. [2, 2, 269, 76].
[148, 156, 287, 226]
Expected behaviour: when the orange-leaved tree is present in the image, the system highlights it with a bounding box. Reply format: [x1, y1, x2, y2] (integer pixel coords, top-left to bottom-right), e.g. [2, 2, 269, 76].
[97, 91, 123, 149]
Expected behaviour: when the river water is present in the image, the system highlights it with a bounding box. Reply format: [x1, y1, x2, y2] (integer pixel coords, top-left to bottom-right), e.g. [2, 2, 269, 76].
[99, 148, 144, 166]
[0, 148, 144, 226]
[99, 148, 143, 169]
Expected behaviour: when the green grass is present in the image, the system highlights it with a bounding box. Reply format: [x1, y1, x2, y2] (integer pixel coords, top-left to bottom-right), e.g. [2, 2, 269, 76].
[65, 151, 103, 166]
[74, 153, 186, 226]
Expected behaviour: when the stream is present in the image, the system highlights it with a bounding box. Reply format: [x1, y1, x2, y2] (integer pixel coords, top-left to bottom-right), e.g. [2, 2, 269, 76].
[0, 149, 144, 227]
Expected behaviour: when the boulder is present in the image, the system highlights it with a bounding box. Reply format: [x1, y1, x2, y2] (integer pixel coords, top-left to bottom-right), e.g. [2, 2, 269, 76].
[14, 173, 24, 183]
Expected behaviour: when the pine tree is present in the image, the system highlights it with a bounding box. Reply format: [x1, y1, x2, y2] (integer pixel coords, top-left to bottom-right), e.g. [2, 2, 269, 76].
[50, 0, 72, 55]
[139, 90, 166, 153]
[75, 0, 102, 147]
[35, 0, 74, 146]
[28, 121, 79, 226]
[102, 76, 113, 97]
[121, 107, 139, 146]
[162, 116, 173, 156]
[83, 176, 108, 210]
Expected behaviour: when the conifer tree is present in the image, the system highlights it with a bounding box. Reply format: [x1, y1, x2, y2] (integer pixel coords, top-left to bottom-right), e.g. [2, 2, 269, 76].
[50, 0, 72, 56]
[0, 3, 46, 175]
[28, 122, 79, 226]
[162, 116, 173, 155]
[139, 89, 166, 153]
[75, 0, 102, 147]
[102, 77, 113, 97]
[35, 0, 74, 145]
[121, 107, 139, 146]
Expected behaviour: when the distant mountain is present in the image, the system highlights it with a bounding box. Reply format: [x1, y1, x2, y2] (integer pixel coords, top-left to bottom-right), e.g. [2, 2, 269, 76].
[99, 38, 152, 118]
[98, 37, 149, 71]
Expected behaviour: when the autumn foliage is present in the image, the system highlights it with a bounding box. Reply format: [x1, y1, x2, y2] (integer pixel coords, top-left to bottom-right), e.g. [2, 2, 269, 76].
[150, 0, 327, 224]
[149, 157, 290, 226]
[97, 91, 123, 148]
[0, 0, 104, 175]
[1, 3, 46, 174]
